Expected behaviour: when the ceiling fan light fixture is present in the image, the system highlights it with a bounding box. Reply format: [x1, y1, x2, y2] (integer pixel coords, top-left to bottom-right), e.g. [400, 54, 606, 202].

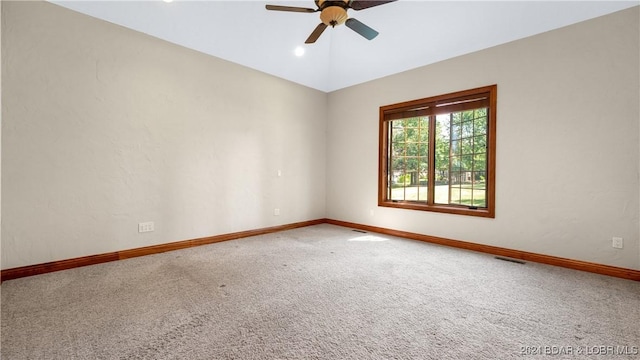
[266, 0, 397, 43]
[320, 6, 348, 27]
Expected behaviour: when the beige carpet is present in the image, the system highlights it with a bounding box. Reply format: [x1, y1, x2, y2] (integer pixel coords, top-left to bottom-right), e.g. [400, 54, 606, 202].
[2, 224, 639, 359]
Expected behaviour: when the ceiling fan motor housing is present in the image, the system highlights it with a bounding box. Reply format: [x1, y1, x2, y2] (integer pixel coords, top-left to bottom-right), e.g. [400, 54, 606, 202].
[266, 0, 395, 43]
[316, 0, 349, 27]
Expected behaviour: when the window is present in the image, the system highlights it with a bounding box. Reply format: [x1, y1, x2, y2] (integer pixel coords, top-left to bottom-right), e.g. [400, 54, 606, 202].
[378, 85, 496, 218]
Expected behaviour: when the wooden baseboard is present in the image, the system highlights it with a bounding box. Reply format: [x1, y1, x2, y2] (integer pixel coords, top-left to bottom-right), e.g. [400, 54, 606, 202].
[324, 219, 640, 281]
[0, 252, 121, 282]
[3, 218, 638, 282]
[0, 219, 325, 282]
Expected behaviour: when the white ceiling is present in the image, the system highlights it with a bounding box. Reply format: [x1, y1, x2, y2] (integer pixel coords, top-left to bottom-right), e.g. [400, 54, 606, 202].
[50, 0, 638, 92]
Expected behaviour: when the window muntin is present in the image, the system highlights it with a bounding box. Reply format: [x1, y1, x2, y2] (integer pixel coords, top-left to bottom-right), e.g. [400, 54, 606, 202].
[379, 85, 496, 218]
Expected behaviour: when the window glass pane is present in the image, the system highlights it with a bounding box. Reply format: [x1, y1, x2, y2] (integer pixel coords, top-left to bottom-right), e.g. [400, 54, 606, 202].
[474, 116, 487, 135]
[391, 121, 405, 133]
[391, 157, 405, 171]
[463, 183, 473, 205]
[473, 171, 486, 185]
[461, 138, 473, 154]
[462, 120, 474, 138]
[390, 170, 407, 201]
[392, 144, 405, 157]
[390, 188, 405, 201]
[452, 112, 462, 124]
[419, 163, 428, 185]
[461, 155, 473, 171]
[396, 171, 409, 186]
[419, 131, 429, 143]
[450, 140, 460, 155]
[474, 154, 486, 171]
[406, 118, 420, 128]
[462, 171, 472, 184]
[405, 159, 418, 175]
[434, 115, 449, 186]
[387, 117, 429, 203]
[405, 127, 417, 141]
[450, 184, 461, 204]
[449, 172, 460, 185]
[451, 156, 461, 171]
[473, 189, 486, 207]
[434, 182, 448, 203]
[419, 142, 429, 158]
[473, 135, 486, 154]
[411, 143, 421, 157]
[451, 123, 461, 140]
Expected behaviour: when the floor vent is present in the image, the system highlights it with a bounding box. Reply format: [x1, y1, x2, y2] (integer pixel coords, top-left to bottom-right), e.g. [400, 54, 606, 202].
[495, 256, 526, 264]
[351, 229, 367, 233]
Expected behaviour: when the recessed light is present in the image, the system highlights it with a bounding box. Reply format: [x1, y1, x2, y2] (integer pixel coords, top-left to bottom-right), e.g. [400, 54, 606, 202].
[294, 46, 305, 57]
[163, 0, 173, 3]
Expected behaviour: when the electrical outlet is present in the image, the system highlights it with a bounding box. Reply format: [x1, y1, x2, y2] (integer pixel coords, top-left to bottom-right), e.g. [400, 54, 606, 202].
[274, 208, 280, 216]
[138, 221, 154, 233]
[612, 237, 623, 249]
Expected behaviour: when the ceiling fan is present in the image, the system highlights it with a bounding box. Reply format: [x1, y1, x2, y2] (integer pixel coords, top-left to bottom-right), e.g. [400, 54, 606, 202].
[265, 0, 397, 44]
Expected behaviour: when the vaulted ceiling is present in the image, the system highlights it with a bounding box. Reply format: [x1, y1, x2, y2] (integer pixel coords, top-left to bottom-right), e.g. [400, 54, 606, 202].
[50, 1, 638, 92]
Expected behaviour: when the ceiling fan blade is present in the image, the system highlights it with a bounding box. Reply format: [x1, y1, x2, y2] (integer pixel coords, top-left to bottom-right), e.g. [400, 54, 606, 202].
[349, 0, 397, 11]
[345, 18, 379, 40]
[305, 23, 328, 44]
[265, 5, 317, 13]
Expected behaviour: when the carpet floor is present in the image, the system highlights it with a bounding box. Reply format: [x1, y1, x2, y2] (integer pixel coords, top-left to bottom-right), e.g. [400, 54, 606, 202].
[1, 224, 639, 359]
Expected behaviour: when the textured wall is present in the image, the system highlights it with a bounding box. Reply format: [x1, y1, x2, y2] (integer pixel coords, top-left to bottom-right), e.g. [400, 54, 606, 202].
[326, 7, 640, 270]
[1, 2, 327, 269]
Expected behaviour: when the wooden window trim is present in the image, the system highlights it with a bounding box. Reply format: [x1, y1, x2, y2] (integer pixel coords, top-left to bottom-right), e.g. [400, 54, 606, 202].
[378, 85, 497, 218]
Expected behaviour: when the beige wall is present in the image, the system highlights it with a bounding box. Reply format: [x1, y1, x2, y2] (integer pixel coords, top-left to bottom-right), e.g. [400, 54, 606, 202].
[327, 6, 640, 270]
[1, 2, 327, 269]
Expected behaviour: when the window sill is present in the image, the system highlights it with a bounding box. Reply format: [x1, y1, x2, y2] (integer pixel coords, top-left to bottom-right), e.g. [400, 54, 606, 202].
[378, 200, 495, 218]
